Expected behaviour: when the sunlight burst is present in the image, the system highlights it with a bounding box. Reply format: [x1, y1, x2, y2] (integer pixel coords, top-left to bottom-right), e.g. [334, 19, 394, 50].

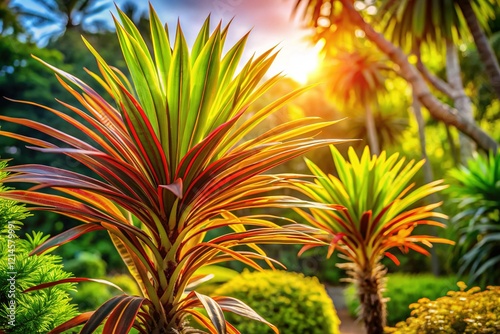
[278, 40, 323, 84]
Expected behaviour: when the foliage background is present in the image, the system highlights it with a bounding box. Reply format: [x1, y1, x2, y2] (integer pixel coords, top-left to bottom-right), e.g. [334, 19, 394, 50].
[1, 0, 499, 305]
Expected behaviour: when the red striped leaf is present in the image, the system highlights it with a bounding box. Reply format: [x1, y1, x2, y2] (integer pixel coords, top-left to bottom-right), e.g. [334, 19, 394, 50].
[30, 223, 104, 255]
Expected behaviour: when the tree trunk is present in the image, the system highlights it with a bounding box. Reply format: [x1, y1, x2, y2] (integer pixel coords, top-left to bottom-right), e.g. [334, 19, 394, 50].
[445, 125, 460, 166]
[445, 39, 476, 164]
[365, 102, 380, 155]
[356, 265, 386, 334]
[338, 0, 498, 152]
[411, 91, 441, 276]
[457, 0, 500, 100]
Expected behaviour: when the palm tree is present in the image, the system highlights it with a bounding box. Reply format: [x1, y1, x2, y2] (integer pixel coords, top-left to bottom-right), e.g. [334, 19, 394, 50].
[295, 146, 454, 333]
[378, 0, 491, 163]
[457, 0, 500, 100]
[0, 0, 24, 36]
[321, 48, 392, 154]
[293, 0, 499, 152]
[348, 106, 408, 152]
[16, 0, 109, 38]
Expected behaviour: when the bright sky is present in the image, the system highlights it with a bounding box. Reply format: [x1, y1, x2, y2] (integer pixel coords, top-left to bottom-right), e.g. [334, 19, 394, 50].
[13, 0, 321, 83]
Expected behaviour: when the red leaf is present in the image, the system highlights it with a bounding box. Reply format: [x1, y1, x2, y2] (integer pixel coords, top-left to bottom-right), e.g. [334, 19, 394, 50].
[384, 252, 400, 266]
[359, 210, 372, 239]
[30, 223, 104, 255]
[48, 312, 94, 334]
[102, 296, 145, 334]
[24, 277, 124, 293]
[119, 88, 169, 185]
[81, 295, 131, 334]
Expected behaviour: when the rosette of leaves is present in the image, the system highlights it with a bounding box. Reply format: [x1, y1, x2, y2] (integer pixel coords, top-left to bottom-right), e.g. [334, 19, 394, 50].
[447, 151, 500, 286]
[0, 4, 345, 334]
[0, 161, 78, 333]
[294, 145, 454, 334]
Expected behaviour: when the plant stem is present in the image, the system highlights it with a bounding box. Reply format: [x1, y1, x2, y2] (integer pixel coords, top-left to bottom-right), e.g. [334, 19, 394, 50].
[356, 265, 386, 334]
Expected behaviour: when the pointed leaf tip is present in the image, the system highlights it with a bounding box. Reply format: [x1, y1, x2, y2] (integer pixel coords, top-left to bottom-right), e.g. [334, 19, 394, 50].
[159, 178, 184, 199]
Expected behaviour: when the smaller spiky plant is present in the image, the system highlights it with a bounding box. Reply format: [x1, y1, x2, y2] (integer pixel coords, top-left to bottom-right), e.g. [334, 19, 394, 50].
[295, 146, 454, 334]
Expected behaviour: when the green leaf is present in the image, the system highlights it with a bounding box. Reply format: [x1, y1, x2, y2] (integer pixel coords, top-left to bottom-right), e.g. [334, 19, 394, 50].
[167, 21, 191, 166]
[184, 23, 222, 152]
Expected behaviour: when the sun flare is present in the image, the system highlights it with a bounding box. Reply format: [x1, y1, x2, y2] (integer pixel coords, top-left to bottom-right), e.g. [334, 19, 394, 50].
[275, 40, 324, 84]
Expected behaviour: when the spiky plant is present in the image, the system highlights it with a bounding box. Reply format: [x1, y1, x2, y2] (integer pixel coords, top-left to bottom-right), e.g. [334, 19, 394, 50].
[295, 146, 454, 334]
[447, 151, 500, 286]
[0, 5, 345, 334]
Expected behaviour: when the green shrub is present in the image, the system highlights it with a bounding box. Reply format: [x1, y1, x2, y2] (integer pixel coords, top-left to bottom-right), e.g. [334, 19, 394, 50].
[386, 282, 500, 333]
[214, 270, 340, 334]
[63, 251, 107, 278]
[0, 162, 78, 333]
[345, 273, 458, 326]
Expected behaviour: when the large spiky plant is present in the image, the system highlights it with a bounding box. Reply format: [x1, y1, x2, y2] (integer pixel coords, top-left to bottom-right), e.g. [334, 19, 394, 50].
[447, 151, 500, 286]
[0, 5, 345, 334]
[295, 146, 454, 334]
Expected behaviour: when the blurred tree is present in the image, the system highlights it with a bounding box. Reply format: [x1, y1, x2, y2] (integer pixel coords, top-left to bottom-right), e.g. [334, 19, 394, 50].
[457, 0, 500, 100]
[0, 34, 79, 231]
[319, 48, 392, 154]
[15, 0, 110, 40]
[461, 31, 500, 125]
[47, 27, 126, 83]
[0, 0, 24, 36]
[0, 1, 134, 275]
[378, 0, 497, 163]
[293, 0, 498, 152]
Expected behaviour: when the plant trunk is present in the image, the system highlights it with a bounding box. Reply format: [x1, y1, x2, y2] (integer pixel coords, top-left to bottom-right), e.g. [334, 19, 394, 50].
[411, 91, 441, 276]
[445, 39, 476, 164]
[355, 265, 386, 334]
[445, 125, 460, 166]
[457, 0, 500, 100]
[338, 0, 498, 152]
[365, 102, 380, 155]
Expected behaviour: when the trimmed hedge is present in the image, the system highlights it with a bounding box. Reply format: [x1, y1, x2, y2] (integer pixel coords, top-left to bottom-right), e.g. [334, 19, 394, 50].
[214, 270, 340, 333]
